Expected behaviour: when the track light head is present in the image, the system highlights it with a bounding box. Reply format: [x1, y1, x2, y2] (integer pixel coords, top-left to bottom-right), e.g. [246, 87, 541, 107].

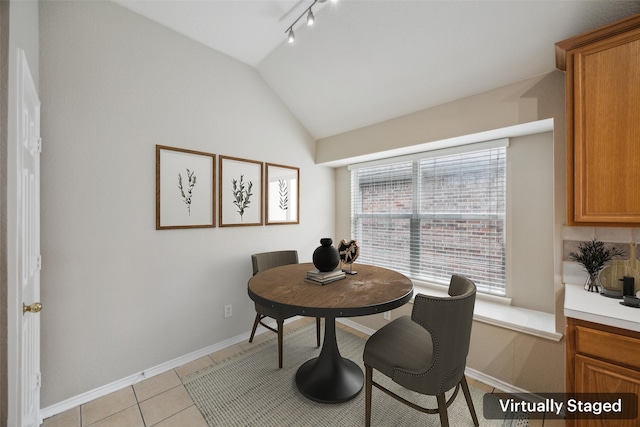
[286, 0, 337, 43]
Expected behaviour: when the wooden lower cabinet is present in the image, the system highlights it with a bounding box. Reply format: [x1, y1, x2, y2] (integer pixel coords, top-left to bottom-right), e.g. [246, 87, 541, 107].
[575, 355, 640, 426]
[567, 318, 640, 427]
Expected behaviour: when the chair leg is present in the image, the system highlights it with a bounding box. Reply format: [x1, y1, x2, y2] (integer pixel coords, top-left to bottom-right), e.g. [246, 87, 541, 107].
[436, 394, 449, 427]
[277, 318, 284, 369]
[249, 313, 261, 343]
[315, 317, 321, 347]
[365, 365, 373, 427]
[460, 376, 480, 426]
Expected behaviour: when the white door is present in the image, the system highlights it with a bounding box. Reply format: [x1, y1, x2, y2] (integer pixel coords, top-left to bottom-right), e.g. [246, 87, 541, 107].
[17, 48, 42, 427]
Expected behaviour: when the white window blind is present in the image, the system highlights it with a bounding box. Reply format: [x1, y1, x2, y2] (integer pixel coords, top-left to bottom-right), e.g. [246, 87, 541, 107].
[350, 141, 507, 296]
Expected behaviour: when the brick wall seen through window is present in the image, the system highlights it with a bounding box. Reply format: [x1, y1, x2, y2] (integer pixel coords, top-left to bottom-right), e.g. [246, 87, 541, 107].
[351, 145, 506, 295]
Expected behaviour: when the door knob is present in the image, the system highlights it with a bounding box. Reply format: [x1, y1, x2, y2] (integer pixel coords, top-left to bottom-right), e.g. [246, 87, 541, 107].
[23, 302, 42, 314]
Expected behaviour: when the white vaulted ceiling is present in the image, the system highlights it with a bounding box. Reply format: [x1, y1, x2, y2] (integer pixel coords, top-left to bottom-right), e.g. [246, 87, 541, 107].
[114, 0, 640, 139]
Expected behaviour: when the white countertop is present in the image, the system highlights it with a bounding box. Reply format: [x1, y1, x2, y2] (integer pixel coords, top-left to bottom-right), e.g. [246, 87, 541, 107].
[564, 283, 640, 332]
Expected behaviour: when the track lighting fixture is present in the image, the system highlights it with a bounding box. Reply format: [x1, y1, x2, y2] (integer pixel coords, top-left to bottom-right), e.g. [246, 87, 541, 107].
[285, 0, 336, 44]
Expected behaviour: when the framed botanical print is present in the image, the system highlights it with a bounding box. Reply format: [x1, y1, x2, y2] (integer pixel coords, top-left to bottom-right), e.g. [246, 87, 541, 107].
[266, 163, 299, 225]
[156, 145, 215, 230]
[219, 156, 263, 227]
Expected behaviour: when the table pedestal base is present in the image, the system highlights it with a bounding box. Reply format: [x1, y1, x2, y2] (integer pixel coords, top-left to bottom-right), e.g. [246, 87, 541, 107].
[295, 317, 364, 403]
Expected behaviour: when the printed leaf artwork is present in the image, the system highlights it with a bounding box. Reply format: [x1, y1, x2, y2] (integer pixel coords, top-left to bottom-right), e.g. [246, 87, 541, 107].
[278, 179, 289, 212]
[178, 169, 196, 215]
[231, 175, 253, 220]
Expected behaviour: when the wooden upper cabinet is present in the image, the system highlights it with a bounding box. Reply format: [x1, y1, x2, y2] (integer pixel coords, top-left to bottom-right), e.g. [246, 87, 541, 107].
[557, 14, 640, 226]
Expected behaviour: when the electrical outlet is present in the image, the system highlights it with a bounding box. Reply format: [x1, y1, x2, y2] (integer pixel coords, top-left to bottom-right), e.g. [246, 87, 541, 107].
[383, 311, 391, 321]
[224, 304, 232, 318]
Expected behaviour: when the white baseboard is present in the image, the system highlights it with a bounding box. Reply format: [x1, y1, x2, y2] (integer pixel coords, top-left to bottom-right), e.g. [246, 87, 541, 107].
[464, 367, 530, 395]
[336, 317, 376, 335]
[39, 320, 281, 421]
[40, 316, 528, 420]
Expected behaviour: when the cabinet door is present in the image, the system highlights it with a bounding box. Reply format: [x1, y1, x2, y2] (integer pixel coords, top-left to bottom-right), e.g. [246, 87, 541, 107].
[570, 30, 640, 224]
[574, 354, 640, 427]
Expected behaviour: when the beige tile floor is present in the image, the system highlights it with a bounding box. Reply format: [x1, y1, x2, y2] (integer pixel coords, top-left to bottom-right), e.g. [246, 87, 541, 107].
[42, 318, 564, 427]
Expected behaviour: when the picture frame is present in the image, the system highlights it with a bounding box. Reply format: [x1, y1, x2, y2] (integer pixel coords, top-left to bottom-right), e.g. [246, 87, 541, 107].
[219, 155, 263, 227]
[266, 163, 300, 225]
[156, 145, 216, 230]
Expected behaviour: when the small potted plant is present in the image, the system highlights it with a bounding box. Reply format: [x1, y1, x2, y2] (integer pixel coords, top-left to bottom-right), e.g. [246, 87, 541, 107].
[569, 239, 626, 292]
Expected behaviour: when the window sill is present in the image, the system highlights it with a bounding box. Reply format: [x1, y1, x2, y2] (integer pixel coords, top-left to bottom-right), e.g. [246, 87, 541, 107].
[412, 282, 563, 342]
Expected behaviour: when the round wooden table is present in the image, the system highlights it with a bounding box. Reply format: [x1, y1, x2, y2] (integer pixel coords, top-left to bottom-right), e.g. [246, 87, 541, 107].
[248, 263, 413, 403]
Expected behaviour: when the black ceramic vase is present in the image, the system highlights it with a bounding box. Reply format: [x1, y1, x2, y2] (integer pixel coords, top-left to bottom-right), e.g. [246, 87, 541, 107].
[313, 238, 340, 272]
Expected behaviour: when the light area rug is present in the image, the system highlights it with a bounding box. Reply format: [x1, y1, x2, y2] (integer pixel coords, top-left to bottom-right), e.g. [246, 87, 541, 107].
[184, 322, 528, 427]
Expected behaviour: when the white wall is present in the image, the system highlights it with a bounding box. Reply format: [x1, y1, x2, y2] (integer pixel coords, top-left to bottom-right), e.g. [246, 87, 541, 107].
[39, 1, 334, 407]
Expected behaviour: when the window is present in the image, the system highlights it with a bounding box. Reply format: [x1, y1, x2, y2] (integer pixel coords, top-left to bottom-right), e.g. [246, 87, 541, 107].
[350, 140, 507, 296]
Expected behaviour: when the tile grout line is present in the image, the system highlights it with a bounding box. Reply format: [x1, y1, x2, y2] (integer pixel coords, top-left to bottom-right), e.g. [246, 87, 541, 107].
[130, 384, 148, 427]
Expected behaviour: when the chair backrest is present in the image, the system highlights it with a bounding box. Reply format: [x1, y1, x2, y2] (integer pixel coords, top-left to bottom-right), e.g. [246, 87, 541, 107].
[405, 274, 476, 394]
[251, 250, 299, 276]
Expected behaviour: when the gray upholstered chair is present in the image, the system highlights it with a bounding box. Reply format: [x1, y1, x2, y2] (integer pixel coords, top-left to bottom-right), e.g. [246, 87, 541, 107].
[363, 274, 479, 427]
[249, 250, 321, 368]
